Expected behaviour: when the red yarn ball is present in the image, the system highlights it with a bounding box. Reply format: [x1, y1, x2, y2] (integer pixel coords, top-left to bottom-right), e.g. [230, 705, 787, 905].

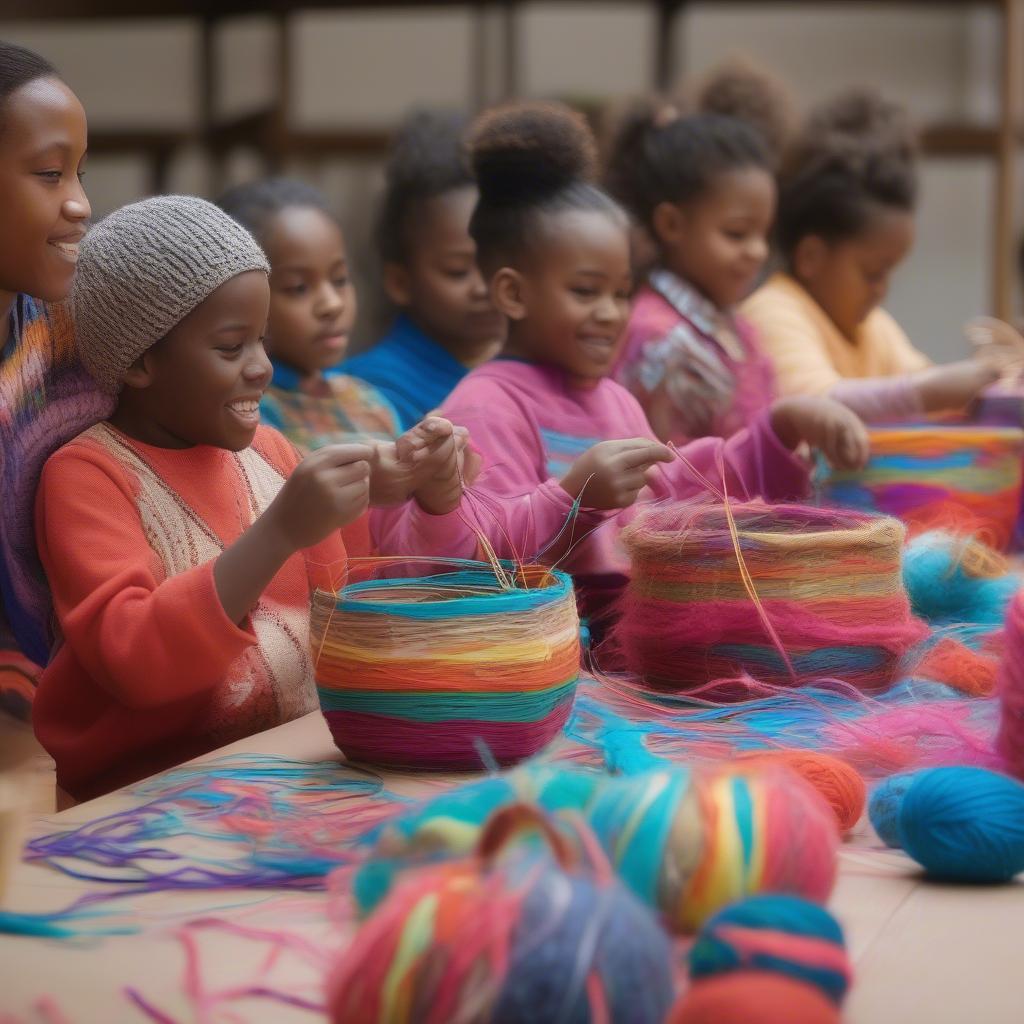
[736, 750, 866, 834]
[669, 972, 842, 1024]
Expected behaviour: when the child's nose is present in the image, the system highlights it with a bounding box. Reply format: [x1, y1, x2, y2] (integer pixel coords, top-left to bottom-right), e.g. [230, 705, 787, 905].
[64, 183, 91, 223]
[245, 346, 273, 384]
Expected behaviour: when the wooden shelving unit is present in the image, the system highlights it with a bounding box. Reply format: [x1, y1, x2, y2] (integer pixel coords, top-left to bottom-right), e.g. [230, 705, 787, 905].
[4, 0, 1022, 314]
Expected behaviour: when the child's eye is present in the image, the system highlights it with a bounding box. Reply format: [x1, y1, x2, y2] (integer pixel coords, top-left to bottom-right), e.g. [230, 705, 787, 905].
[35, 170, 62, 182]
[571, 286, 598, 299]
[217, 343, 244, 355]
[332, 276, 349, 289]
[443, 268, 470, 280]
[724, 229, 747, 242]
[283, 284, 307, 296]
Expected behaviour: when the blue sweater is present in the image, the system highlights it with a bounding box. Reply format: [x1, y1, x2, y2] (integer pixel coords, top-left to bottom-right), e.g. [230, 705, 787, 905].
[335, 314, 468, 431]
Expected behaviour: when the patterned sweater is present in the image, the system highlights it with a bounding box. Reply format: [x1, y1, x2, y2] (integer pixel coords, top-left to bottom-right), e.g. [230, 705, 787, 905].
[259, 360, 399, 453]
[33, 423, 345, 800]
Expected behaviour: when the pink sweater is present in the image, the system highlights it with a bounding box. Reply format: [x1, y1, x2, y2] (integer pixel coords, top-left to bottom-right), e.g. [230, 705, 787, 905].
[372, 360, 808, 587]
[617, 279, 776, 444]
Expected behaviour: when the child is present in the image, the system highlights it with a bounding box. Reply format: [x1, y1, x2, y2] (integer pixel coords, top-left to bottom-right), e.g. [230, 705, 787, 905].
[0, 42, 112, 716]
[742, 89, 1000, 419]
[340, 110, 504, 429]
[374, 102, 868, 621]
[217, 179, 400, 453]
[605, 101, 778, 444]
[34, 195, 467, 800]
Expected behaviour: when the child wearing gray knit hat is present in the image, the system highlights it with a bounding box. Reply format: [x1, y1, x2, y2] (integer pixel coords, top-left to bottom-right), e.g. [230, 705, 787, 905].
[34, 192, 472, 799]
[73, 194, 271, 394]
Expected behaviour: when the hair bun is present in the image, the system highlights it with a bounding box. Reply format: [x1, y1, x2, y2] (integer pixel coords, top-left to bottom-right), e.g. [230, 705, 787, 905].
[806, 88, 916, 158]
[469, 101, 597, 205]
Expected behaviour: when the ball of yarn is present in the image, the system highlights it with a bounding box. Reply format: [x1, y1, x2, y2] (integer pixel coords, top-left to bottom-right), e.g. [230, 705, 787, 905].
[689, 894, 851, 1004]
[997, 587, 1024, 781]
[669, 972, 840, 1024]
[735, 750, 866, 834]
[586, 765, 838, 932]
[328, 806, 676, 1024]
[897, 766, 1024, 882]
[868, 772, 916, 848]
[902, 530, 1019, 627]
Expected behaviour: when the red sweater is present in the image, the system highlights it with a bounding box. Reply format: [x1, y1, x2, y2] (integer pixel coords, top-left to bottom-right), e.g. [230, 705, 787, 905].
[34, 423, 346, 800]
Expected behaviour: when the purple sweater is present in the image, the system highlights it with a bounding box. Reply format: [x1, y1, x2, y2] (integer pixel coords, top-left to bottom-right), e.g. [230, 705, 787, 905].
[372, 359, 808, 584]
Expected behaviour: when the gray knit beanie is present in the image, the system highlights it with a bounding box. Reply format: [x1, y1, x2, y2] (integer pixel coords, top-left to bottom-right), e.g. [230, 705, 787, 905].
[73, 194, 271, 394]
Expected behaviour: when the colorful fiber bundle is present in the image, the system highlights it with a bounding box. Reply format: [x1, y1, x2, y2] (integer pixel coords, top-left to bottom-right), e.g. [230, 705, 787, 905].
[327, 805, 676, 1024]
[819, 424, 1024, 551]
[312, 564, 581, 770]
[997, 587, 1024, 781]
[688, 894, 852, 1005]
[868, 766, 1024, 882]
[584, 765, 838, 932]
[352, 765, 603, 914]
[615, 501, 926, 693]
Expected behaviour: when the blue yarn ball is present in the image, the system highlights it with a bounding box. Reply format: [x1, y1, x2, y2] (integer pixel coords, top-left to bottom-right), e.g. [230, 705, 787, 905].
[868, 773, 917, 848]
[897, 766, 1024, 882]
[902, 532, 1019, 628]
[494, 862, 676, 1024]
[689, 894, 851, 1005]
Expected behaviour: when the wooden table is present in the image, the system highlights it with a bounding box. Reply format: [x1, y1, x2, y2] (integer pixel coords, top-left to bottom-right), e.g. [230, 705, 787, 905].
[1, 712, 1022, 1022]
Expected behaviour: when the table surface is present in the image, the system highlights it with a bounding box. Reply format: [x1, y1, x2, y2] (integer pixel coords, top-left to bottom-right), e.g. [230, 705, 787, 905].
[1, 711, 1022, 1023]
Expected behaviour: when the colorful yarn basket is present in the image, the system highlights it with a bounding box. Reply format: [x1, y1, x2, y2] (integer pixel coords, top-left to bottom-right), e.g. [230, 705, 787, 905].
[311, 563, 581, 770]
[819, 424, 1024, 551]
[614, 501, 926, 693]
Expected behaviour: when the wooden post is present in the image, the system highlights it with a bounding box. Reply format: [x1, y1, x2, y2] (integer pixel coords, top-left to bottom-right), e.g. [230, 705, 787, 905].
[995, 0, 1024, 318]
[654, 0, 684, 91]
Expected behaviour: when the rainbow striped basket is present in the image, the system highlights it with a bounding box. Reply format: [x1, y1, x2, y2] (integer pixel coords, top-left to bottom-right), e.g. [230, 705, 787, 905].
[819, 424, 1024, 551]
[311, 563, 581, 770]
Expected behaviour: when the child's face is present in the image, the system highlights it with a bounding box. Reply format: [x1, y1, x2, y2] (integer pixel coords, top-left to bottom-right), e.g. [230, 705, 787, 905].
[658, 166, 775, 309]
[795, 207, 915, 339]
[387, 186, 505, 358]
[260, 206, 356, 376]
[0, 76, 90, 302]
[122, 271, 272, 451]
[504, 208, 632, 384]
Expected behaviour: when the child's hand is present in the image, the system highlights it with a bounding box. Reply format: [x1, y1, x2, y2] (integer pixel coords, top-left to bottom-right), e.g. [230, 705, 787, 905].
[560, 438, 673, 510]
[770, 396, 870, 471]
[914, 360, 1000, 412]
[400, 416, 474, 516]
[266, 443, 373, 551]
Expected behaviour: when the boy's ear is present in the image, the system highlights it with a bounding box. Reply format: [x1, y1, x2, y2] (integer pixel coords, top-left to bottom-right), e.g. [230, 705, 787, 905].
[382, 262, 412, 307]
[121, 350, 156, 390]
[651, 201, 687, 248]
[492, 267, 527, 321]
[792, 234, 828, 284]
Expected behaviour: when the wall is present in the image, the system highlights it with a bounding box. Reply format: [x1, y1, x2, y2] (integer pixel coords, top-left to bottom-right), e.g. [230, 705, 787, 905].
[1, 3, 1012, 358]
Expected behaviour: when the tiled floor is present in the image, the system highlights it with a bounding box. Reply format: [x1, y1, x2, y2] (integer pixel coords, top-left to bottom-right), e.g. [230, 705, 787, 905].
[0, 712, 56, 817]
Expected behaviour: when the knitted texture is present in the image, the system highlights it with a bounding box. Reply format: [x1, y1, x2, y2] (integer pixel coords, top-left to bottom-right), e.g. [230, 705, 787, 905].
[72, 195, 270, 394]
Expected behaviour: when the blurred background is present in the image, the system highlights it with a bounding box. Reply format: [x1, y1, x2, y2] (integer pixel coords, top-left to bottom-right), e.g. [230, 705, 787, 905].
[2, 1, 1021, 357]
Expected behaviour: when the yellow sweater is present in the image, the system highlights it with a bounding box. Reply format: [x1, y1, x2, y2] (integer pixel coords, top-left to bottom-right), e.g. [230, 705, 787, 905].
[741, 272, 930, 398]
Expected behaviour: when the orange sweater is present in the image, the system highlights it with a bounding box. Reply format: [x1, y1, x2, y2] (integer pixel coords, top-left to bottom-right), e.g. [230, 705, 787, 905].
[34, 423, 346, 800]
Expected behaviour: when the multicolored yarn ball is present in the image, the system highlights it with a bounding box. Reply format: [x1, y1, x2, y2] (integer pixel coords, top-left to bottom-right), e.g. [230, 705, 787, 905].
[688, 894, 852, 1005]
[668, 971, 841, 1024]
[327, 805, 676, 1024]
[902, 530, 1020, 628]
[312, 564, 581, 769]
[615, 501, 926, 694]
[584, 765, 839, 932]
[874, 766, 1024, 881]
[997, 587, 1024, 781]
[820, 424, 1024, 552]
[867, 772, 916, 848]
[352, 765, 603, 914]
[734, 750, 866, 834]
